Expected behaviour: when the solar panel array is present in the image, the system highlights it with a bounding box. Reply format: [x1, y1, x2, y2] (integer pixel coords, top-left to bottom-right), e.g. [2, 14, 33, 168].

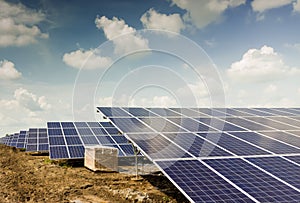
[47, 121, 136, 159]
[26, 128, 49, 152]
[98, 107, 300, 203]
[0, 121, 137, 161]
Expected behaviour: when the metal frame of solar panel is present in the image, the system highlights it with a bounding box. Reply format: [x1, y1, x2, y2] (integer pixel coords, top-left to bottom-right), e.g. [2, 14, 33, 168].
[16, 130, 27, 149]
[47, 121, 136, 159]
[26, 128, 49, 152]
[98, 107, 300, 203]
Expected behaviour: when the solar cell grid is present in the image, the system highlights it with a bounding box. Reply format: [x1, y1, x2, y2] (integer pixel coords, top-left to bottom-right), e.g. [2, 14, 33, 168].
[61, 122, 75, 128]
[110, 118, 154, 133]
[233, 108, 273, 116]
[126, 133, 191, 160]
[230, 131, 300, 154]
[146, 108, 180, 117]
[197, 117, 247, 131]
[269, 117, 300, 128]
[155, 160, 254, 203]
[285, 156, 300, 164]
[197, 132, 270, 156]
[224, 117, 273, 131]
[168, 117, 212, 132]
[74, 122, 89, 128]
[205, 158, 300, 202]
[259, 131, 300, 148]
[244, 117, 299, 130]
[87, 122, 101, 128]
[163, 133, 232, 157]
[47, 122, 61, 128]
[254, 108, 296, 116]
[91, 128, 107, 135]
[246, 156, 300, 188]
[97, 107, 130, 117]
[170, 108, 209, 117]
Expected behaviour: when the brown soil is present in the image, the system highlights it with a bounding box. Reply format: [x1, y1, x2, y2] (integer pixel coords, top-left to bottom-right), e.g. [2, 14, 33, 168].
[0, 145, 188, 203]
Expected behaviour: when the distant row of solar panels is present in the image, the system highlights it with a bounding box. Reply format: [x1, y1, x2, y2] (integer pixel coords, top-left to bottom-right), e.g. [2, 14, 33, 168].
[0, 121, 137, 160]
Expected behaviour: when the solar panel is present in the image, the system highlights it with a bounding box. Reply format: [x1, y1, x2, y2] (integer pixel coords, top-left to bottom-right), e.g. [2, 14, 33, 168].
[26, 128, 49, 152]
[47, 121, 137, 159]
[155, 159, 255, 203]
[205, 158, 300, 202]
[98, 107, 300, 203]
[229, 131, 300, 154]
[246, 157, 300, 188]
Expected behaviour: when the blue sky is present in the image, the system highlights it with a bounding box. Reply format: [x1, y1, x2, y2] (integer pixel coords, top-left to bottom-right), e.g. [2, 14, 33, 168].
[1, 0, 300, 134]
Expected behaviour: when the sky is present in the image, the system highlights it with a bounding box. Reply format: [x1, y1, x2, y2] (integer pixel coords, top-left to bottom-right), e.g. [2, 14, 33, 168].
[1, 0, 300, 135]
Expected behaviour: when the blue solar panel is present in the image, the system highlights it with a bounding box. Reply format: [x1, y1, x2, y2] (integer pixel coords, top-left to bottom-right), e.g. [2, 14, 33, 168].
[224, 117, 274, 131]
[96, 136, 114, 145]
[68, 145, 84, 158]
[259, 131, 300, 148]
[254, 108, 296, 116]
[205, 158, 300, 202]
[170, 108, 209, 117]
[126, 133, 191, 160]
[168, 117, 212, 132]
[49, 137, 65, 145]
[87, 122, 101, 128]
[147, 108, 180, 117]
[39, 144, 49, 151]
[110, 118, 154, 133]
[234, 108, 274, 116]
[164, 133, 232, 157]
[74, 122, 89, 128]
[100, 122, 114, 128]
[63, 128, 78, 136]
[197, 118, 247, 131]
[193, 108, 229, 117]
[111, 135, 128, 143]
[125, 107, 155, 117]
[77, 128, 93, 135]
[244, 117, 298, 130]
[61, 122, 75, 128]
[50, 146, 69, 159]
[48, 129, 63, 136]
[230, 132, 300, 154]
[47, 122, 61, 128]
[156, 160, 254, 203]
[246, 157, 300, 188]
[97, 107, 130, 117]
[119, 144, 135, 156]
[81, 136, 99, 145]
[198, 133, 270, 156]
[105, 128, 120, 134]
[139, 117, 186, 133]
[270, 117, 300, 127]
[65, 136, 82, 145]
[285, 156, 300, 164]
[27, 138, 37, 144]
[91, 128, 107, 135]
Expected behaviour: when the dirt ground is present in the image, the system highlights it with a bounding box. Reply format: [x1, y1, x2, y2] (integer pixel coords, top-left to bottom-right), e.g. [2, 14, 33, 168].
[0, 145, 188, 203]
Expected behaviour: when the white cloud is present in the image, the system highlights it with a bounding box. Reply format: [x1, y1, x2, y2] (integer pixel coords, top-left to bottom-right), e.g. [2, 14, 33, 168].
[140, 8, 185, 33]
[129, 96, 177, 107]
[298, 88, 300, 94]
[0, 0, 48, 47]
[227, 45, 300, 82]
[171, 0, 245, 29]
[294, 0, 300, 12]
[251, 0, 294, 13]
[95, 16, 149, 55]
[14, 88, 51, 111]
[63, 49, 112, 70]
[0, 60, 22, 80]
[264, 84, 278, 94]
[285, 43, 300, 51]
